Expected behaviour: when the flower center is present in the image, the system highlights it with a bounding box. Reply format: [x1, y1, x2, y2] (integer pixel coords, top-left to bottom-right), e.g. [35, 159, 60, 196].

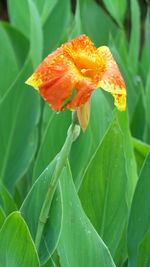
[74, 54, 99, 78]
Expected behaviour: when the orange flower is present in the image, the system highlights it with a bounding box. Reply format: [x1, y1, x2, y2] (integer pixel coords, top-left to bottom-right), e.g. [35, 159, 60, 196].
[26, 35, 126, 131]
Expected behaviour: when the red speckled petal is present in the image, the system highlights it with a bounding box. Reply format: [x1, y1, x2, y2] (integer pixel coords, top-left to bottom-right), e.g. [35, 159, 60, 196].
[65, 78, 95, 110]
[26, 35, 97, 111]
[62, 35, 96, 58]
[97, 46, 126, 111]
[26, 35, 126, 115]
[26, 48, 78, 111]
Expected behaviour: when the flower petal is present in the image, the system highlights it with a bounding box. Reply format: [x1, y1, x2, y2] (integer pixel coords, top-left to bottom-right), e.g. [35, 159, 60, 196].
[26, 36, 97, 111]
[97, 46, 126, 111]
[65, 78, 94, 110]
[26, 48, 78, 111]
[77, 101, 90, 132]
[25, 35, 126, 114]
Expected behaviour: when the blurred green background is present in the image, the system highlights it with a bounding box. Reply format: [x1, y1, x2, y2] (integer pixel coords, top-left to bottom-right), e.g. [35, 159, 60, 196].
[0, 1, 150, 267]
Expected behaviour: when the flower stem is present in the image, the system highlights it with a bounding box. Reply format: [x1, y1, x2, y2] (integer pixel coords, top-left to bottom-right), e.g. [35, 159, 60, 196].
[35, 112, 80, 251]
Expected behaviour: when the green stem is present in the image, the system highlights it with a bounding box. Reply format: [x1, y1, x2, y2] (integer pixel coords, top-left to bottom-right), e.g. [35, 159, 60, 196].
[35, 112, 80, 251]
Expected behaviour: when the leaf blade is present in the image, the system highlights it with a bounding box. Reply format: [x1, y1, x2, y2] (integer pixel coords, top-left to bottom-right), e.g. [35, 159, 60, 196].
[0, 211, 40, 267]
[58, 164, 116, 267]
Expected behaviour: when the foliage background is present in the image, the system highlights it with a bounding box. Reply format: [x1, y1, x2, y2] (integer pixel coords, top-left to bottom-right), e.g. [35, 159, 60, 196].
[0, 0, 150, 266]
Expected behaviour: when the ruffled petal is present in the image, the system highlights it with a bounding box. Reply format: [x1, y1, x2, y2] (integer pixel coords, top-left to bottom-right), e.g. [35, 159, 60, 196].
[26, 35, 126, 117]
[26, 36, 97, 111]
[97, 46, 126, 111]
[26, 48, 78, 111]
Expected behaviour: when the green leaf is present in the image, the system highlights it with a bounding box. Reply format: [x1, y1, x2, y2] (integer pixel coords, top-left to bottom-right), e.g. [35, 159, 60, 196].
[129, 0, 140, 73]
[114, 111, 138, 265]
[128, 153, 150, 267]
[1, 22, 29, 69]
[116, 111, 138, 206]
[78, 0, 117, 46]
[0, 207, 5, 229]
[69, 0, 82, 39]
[0, 23, 19, 98]
[130, 88, 146, 140]
[141, 7, 150, 78]
[0, 211, 40, 266]
[0, 182, 17, 215]
[136, 227, 150, 267]
[58, 164, 116, 267]
[114, 226, 128, 266]
[13, 162, 36, 207]
[144, 69, 150, 143]
[28, 0, 43, 68]
[7, 0, 57, 40]
[20, 158, 63, 264]
[70, 90, 113, 189]
[42, 257, 57, 267]
[7, 0, 30, 37]
[43, 0, 71, 56]
[113, 29, 128, 66]
[132, 138, 150, 174]
[33, 109, 71, 180]
[0, 58, 40, 191]
[79, 118, 128, 256]
[34, 0, 58, 24]
[102, 0, 127, 26]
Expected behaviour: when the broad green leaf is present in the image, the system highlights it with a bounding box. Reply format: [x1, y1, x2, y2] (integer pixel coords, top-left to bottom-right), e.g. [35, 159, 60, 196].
[0, 23, 19, 98]
[58, 164, 116, 267]
[7, 0, 30, 37]
[7, 0, 43, 68]
[114, 111, 138, 265]
[33, 108, 71, 180]
[0, 182, 17, 215]
[43, 0, 71, 56]
[128, 153, 150, 267]
[44, 251, 61, 267]
[69, 0, 82, 39]
[78, 0, 117, 46]
[132, 138, 150, 174]
[28, 0, 43, 68]
[0, 207, 5, 228]
[1, 22, 29, 69]
[141, 7, 150, 78]
[20, 157, 63, 264]
[0, 212, 40, 266]
[51, 252, 61, 267]
[13, 162, 36, 207]
[129, 0, 140, 73]
[113, 29, 129, 68]
[41, 102, 55, 134]
[42, 257, 57, 267]
[116, 111, 138, 205]
[136, 227, 150, 267]
[7, 0, 57, 39]
[70, 90, 113, 189]
[102, 0, 127, 26]
[79, 119, 128, 256]
[34, 0, 58, 24]
[130, 88, 146, 140]
[0, 58, 40, 191]
[144, 69, 150, 143]
[114, 226, 128, 266]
